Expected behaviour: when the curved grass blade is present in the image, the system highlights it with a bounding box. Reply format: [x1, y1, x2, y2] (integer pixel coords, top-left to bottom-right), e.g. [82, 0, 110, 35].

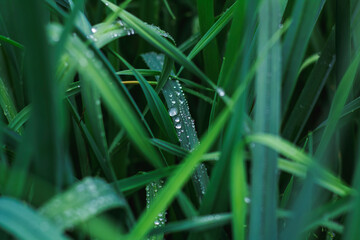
[282, 31, 335, 142]
[125, 73, 246, 240]
[117, 69, 161, 77]
[111, 50, 178, 143]
[90, 21, 135, 48]
[150, 138, 187, 158]
[114, 166, 177, 192]
[282, 0, 326, 114]
[102, 0, 217, 90]
[67, 99, 113, 179]
[40, 177, 126, 230]
[246, 134, 353, 196]
[315, 47, 360, 159]
[148, 213, 231, 236]
[298, 53, 320, 74]
[146, 180, 167, 240]
[177, 2, 237, 76]
[0, 197, 69, 240]
[0, 77, 18, 124]
[0, 35, 24, 49]
[64, 30, 163, 168]
[142, 52, 209, 202]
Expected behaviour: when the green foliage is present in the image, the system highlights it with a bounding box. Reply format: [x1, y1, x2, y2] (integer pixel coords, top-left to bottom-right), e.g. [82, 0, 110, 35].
[0, 0, 359, 239]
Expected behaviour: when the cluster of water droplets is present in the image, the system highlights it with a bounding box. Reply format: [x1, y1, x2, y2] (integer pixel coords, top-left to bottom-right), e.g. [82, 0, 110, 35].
[141, 52, 210, 201]
[145, 180, 167, 236]
[87, 20, 136, 45]
[164, 79, 198, 151]
[40, 178, 124, 229]
[163, 79, 209, 201]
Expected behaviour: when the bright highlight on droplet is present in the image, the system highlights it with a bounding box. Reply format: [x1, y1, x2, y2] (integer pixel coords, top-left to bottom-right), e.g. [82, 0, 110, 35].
[169, 107, 178, 117]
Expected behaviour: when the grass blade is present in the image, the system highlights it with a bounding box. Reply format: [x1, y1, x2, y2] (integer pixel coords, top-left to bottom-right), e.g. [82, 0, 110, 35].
[40, 177, 126, 230]
[0, 197, 69, 240]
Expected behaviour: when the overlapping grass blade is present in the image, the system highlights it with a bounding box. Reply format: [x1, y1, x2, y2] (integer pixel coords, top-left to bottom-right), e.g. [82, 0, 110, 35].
[0, 77, 18, 124]
[40, 177, 126, 230]
[196, 0, 220, 81]
[111, 50, 178, 143]
[114, 166, 176, 192]
[282, 31, 335, 142]
[125, 81, 245, 240]
[230, 142, 247, 240]
[176, 2, 236, 76]
[249, 1, 281, 238]
[62, 27, 164, 168]
[13, 0, 66, 192]
[0, 197, 69, 240]
[142, 52, 209, 202]
[0, 35, 24, 49]
[246, 134, 352, 196]
[149, 213, 231, 236]
[315, 48, 360, 159]
[102, 0, 217, 90]
[282, 0, 326, 113]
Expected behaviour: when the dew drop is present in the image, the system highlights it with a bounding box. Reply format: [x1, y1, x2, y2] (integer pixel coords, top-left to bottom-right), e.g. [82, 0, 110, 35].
[154, 220, 160, 225]
[244, 197, 251, 204]
[175, 123, 182, 129]
[169, 107, 178, 117]
[91, 27, 97, 33]
[174, 116, 180, 123]
[216, 87, 225, 97]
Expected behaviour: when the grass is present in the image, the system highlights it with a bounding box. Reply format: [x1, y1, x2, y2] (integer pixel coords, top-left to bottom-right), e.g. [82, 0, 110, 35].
[0, 0, 359, 239]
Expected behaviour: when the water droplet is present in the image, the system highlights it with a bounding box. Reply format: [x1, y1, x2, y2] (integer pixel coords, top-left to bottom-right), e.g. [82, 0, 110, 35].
[216, 87, 225, 97]
[169, 107, 178, 117]
[175, 123, 182, 129]
[154, 220, 160, 225]
[244, 197, 251, 204]
[174, 116, 180, 123]
[91, 27, 97, 33]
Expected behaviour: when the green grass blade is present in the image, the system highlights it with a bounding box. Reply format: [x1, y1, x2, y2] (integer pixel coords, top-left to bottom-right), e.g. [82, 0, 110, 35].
[125, 89, 238, 240]
[336, 0, 351, 82]
[0, 35, 24, 49]
[315, 48, 360, 159]
[0, 197, 69, 240]
[40, 177, 126, 230]
[282, 0, 326, 113]
[150, 138, 188, 158]
[114, 166, 176, 192]
[177, 2, 236, 76]
[246, 134, 353, 196]
[111, 50, 178, 143]
[249, 1, 281, 239]
[196, 0, 220, 81]
[146, 180, 166, 240]
[282, 31, 335, 142]
[231, 142, 247, 240]
[149, 213, 231, 236]
[14, 0, 66, 191]
[64, 30, 164, 168]
[103, 0, 217, 90]
[343, 135, 360, 240]
[0, 76, 18, 124]
[142, 52, 209, 202]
